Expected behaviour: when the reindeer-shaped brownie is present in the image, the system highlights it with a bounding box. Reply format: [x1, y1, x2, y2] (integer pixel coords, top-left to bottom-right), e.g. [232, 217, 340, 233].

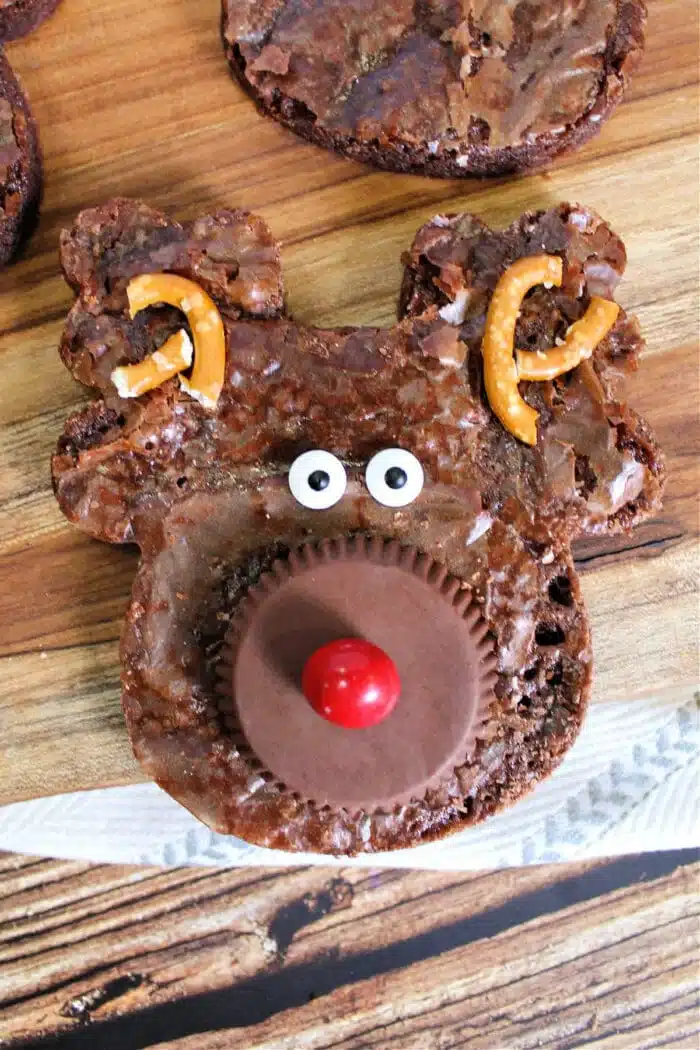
[53, 199, 664, 854]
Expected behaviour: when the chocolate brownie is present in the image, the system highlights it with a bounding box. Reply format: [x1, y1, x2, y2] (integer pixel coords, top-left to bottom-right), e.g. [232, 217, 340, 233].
[58, 197, 285, 397]
[0, 49, 40, 266]
[0, 0, 61, 41]
[222, 0, 646, 178]
[400, 204, 666, 535]
[51, 199, 662, 854]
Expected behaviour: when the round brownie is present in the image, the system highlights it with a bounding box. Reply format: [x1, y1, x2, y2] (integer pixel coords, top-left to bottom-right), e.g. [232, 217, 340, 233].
[0, 49, 41, 266]
[222, 0, 647, 178]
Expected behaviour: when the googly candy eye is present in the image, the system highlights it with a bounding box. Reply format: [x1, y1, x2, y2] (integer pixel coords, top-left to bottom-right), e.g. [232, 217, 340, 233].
[288, 450, 347, 510]
[365, 449, 424, 508]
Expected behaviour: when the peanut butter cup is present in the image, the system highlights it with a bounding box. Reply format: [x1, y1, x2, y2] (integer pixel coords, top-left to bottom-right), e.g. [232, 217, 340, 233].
[218, 538, 497, 813]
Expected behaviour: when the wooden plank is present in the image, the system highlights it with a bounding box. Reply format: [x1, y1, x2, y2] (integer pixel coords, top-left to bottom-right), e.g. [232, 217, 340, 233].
[0, 0, 698, 805]
[0, 855, 585, 1040]
[150, 862, 700, 1050]
[0, 851, 696, 1046]
[0, 642, 141, 801]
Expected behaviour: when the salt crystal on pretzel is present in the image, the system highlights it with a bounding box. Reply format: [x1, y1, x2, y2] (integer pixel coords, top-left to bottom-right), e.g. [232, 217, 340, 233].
[482, 256, 619, 444]
[482, 255, 563, 446]
[111, 329, 193, 399]
[516, 297, 620, 381]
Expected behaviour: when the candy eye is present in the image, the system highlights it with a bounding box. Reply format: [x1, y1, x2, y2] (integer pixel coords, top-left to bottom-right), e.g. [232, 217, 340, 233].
[365, 449, 424, 508]
[288, 450, 347, 510]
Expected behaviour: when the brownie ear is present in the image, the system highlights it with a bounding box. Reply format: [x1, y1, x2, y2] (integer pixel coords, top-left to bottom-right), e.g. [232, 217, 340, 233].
[59, 198, 285, 393]
[398, 205, 665, 537]
[399, 204, 628, 318]
[60, 198, 174, 303]
[53, 198, 284, 544]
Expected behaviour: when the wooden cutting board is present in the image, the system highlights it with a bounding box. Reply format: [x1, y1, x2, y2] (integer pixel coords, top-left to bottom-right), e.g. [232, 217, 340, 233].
[0, 0, 697, 807]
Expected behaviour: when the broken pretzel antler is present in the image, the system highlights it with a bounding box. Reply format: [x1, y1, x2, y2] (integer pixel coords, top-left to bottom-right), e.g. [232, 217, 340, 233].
[482, 255, 619, 445]
[110, 274, 226, 408]
[111, 329, 193, 400]
[482, 255, 562, 446]
[516, 296, 619, 381]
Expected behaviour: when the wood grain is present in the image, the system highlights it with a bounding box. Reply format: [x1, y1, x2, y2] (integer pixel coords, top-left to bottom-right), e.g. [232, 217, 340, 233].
[0, 0, 698, 803]
[0, 850, 697, 1047]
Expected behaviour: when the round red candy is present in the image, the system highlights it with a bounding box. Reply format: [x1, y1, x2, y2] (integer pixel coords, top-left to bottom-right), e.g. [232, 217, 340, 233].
[302, 638, 401, 729]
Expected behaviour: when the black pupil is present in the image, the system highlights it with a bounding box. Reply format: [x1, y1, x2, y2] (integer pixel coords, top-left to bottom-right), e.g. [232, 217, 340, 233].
[385, 466, 407, 490]
[308, 470, 330, 492]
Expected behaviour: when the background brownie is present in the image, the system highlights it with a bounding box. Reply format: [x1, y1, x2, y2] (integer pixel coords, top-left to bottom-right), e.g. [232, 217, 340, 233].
[0, 49, 40, 265]
[0, 0, 61, 42]
[399, 203, 666, 535]
[222, 0, 646, 178]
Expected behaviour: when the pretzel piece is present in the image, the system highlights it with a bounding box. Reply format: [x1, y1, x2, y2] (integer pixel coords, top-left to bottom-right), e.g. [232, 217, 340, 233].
[516, 297, 620, 381]
[482, 255, 563, 446]
[111, 329, 193, 399]
[126, 274, 226, 409]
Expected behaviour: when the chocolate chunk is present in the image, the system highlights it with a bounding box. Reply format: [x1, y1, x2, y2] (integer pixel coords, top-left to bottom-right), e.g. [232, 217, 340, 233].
[222, 0, 646, 177]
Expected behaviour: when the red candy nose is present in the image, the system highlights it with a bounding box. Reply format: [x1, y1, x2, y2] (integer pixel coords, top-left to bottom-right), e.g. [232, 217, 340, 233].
[302, 638, 401, 729]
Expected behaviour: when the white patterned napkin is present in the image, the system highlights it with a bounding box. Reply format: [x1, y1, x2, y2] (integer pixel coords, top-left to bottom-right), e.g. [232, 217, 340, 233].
[1, 691, 697, 869]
